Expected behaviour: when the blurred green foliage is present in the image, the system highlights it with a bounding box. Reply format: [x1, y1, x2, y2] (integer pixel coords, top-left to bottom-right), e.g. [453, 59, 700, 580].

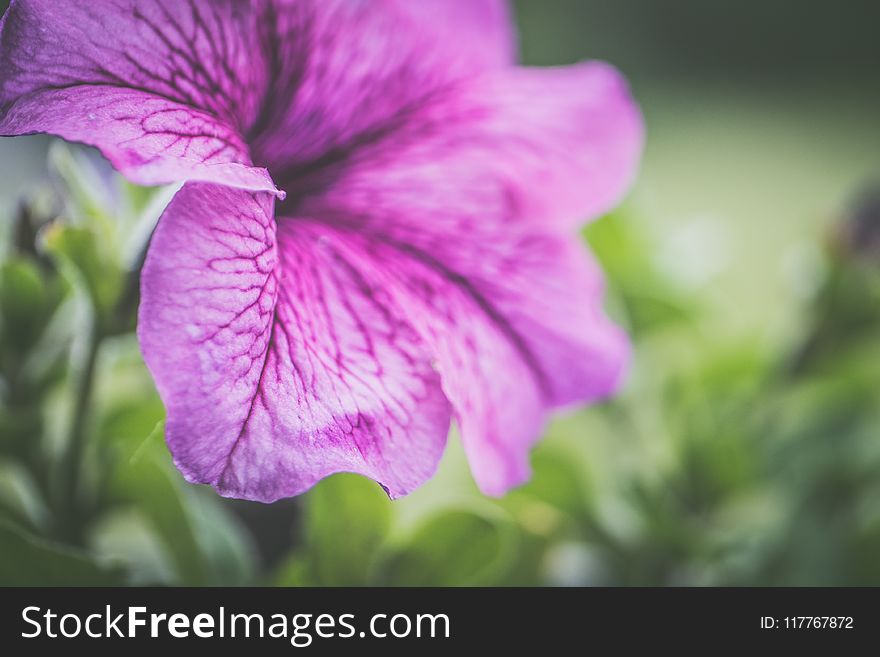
[1, 139, 879, 586]
[1, 0, 879, 588]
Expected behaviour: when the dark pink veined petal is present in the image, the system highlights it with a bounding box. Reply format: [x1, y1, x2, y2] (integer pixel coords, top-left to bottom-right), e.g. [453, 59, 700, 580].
[0, 0, 280, 194]
[289, 62, 644, 230]
[139, 183, 625, 499]
[309, 224, 629, 496]
[275, 62, 638, 494]
[249, 0, 517, 172]
[138, 183, 452, 502]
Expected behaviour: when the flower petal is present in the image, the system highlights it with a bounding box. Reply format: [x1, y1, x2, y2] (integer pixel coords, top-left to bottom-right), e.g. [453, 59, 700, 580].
[317, 226, 629, 496]
[289, 62, 644, 229]
[275, 63, 638, 494]
[0, 0, 279, 194]
[250, 0, 517, 172]
[389, 0, 516, 67]
[138, 183, 452, 502]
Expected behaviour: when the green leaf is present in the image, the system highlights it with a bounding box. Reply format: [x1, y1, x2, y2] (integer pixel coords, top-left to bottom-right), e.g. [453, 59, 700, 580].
[102, 415, 256, 586]
[585, 208, 694, 334]
[87, 508, 176, 585]
[507, 443, 594, 527]
[186, 489, 257, 586]
[0, 458, 50, 532]
[380, 507, 520, 586]
[105, 424, 211, 585]
[0, 519, 125, 585]
[0, 259, 47, 348]
[47, 141, 116, 222]
[274, 555, 319, 587]
[42, 223, 123, 319]
[301, 473, 393, 586]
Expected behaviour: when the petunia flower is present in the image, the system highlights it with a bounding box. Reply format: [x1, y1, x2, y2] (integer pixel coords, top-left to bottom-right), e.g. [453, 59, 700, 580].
[0, 0, 643, 502]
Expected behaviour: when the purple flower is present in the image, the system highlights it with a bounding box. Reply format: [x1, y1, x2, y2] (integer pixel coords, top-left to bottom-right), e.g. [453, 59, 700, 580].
[0, 1, 643, 501]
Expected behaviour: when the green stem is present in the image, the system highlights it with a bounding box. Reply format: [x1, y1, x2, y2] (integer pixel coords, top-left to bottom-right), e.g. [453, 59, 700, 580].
[55, 315, 102, 543]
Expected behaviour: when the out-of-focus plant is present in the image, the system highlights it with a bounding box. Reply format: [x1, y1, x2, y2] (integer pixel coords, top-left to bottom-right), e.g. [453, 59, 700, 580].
[2, 145, 879, 586]
[0, 144, 254, 585]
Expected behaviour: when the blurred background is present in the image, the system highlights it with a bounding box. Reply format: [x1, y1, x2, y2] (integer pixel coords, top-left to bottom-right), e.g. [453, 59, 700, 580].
[1, 0, 880, 585]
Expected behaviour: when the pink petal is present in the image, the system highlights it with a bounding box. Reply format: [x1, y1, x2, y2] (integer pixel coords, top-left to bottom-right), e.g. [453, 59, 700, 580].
[312, 225, 629, 496]
[275, 62, 639, 494]
[138, 183, 452, 502]
[250, 0, 517, 172]
[0, 0, 279, 194]
[290, 62, 644, 229]
[140, 182, 626, 500]
[389, 0, 516, 67]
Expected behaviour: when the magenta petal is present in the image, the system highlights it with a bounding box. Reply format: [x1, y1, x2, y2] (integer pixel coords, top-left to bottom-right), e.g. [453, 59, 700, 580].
[3, 0, 640, 500]
[326, 228, 628, 496]
[0, 0, 279, 194]
[139, 182, 625, 500]
[282, 65, 639, 494]
[256, 61, 637, 496]
[250, 0, 517, 172]
[295, 62, 644, 230]
[389, 0, 516, 67]
[139, 184, 452, 501]
[0, 87, 278, 193]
